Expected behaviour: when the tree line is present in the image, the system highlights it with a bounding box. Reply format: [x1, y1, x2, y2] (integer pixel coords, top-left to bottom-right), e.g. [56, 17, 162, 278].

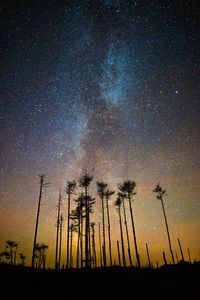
[30, 170, 184, 270]
[1, 170, 192, 269]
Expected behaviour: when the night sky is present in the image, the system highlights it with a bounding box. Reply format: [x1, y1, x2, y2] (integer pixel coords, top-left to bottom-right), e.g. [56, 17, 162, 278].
[0, 0, 200, 267]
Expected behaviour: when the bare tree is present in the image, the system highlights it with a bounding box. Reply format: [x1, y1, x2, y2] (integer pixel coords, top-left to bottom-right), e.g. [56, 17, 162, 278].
[90, 222, 97, 268]
[105, 189, 115, 266]
[98, 221, 103, 267]
[58, 214, 63, 269]
[55, 192, 62, 270]
[79, 170, 93, 268]
[73, 194, 85, 268]
[97, 181, 107, 267]
[119, 192, 132, 266]
[118, 180, 141, 268]
[66, 180, 76, 268]
[114, 197, 126, 267]
[31, 175, 49, 268]
[153, 183, 175, 264]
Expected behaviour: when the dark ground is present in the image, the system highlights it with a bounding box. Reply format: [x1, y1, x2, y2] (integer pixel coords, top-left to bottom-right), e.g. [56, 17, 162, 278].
[0, 262, 199, 299]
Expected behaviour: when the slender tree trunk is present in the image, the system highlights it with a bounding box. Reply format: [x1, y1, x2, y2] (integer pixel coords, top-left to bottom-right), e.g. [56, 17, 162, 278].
[66, 193, 71, 268]
[88, 205, 91, 267]
[188, 248, 191, 262]
[106, 195, 112, 266]
[31, 175, 44, 268]
[117, 240, 121, 266]
[160, 198, 175, 264]
[10, 247, 13, 265]
[122, 198, 132, 266]
[70, 228, 73, 268]
[163, 251, 167, 265]
[98, 222, 103, 267]
[77, 211, 81, 269]
[55, 193, 61, 270]
[58, 215, 63, 269]
[93, 229, 97, 268]
[80, 213, 83, 268]
[101, 194, 106, 267]
[91, 225, 97, 268]
[128, 194, 141, 268]
[39, 250, 42, 269]
[177, 238, 184, 261]
[145, 243, 151, 268]
[118, 206, 126, 267]
[14, 246, 18, 266]
[85, 187, 89, 268]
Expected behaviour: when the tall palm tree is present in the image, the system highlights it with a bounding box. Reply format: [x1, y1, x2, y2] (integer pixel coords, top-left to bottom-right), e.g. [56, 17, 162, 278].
[153, 183, 175, 264]
[96, 181, 107, 267]
[66, 180, 76, 268]
[114, 197, 126, 267]
[105, 189, 115, 266]
[79, 171, 93, 268]
[118, 180, 141, 268]
[119, 192, 132, 266]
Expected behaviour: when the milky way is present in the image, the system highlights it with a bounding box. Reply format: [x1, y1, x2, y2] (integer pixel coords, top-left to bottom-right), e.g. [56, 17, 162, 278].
[0, 1, 200, 266]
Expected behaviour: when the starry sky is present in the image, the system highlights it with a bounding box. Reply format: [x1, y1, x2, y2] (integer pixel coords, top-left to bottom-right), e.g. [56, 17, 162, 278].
[0, 0, 200, 267]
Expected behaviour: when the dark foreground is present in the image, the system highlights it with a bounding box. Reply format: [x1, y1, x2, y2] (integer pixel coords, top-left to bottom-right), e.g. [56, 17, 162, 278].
[0, 262, 199, 299]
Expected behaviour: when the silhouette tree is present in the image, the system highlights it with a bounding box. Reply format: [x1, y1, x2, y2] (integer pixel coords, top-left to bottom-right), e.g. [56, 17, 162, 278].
[66, 180, 76, 268]
[105, 189, 115, 266]
[55, 192, 62, 270]
[79, 170, 93, 268]
[177, 238, 185, 261]
[6, 241, 16, 265]
[41, 244, 48, 269]
[98, 221, 103, 267]
[119, 192, 132, 267]
[13, 242, 20, 265]
[0, 251, 10, 263]
[153, 183, 175, 264]
[145, 243, 151, 268]
[69, 221, 76, 268]
[97, 181, 107, 267]
[35, 243, 48, 269]
[90, 222, 97, 268]
[117, 240, 121, 266]
[114, 197, 126, 267]
[71, 194, 85, 268]
[19, 253, 26, 265]
[31, 175, 49, 268]
[118, 180, 141, 268]
[58, 214, 63, 269]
